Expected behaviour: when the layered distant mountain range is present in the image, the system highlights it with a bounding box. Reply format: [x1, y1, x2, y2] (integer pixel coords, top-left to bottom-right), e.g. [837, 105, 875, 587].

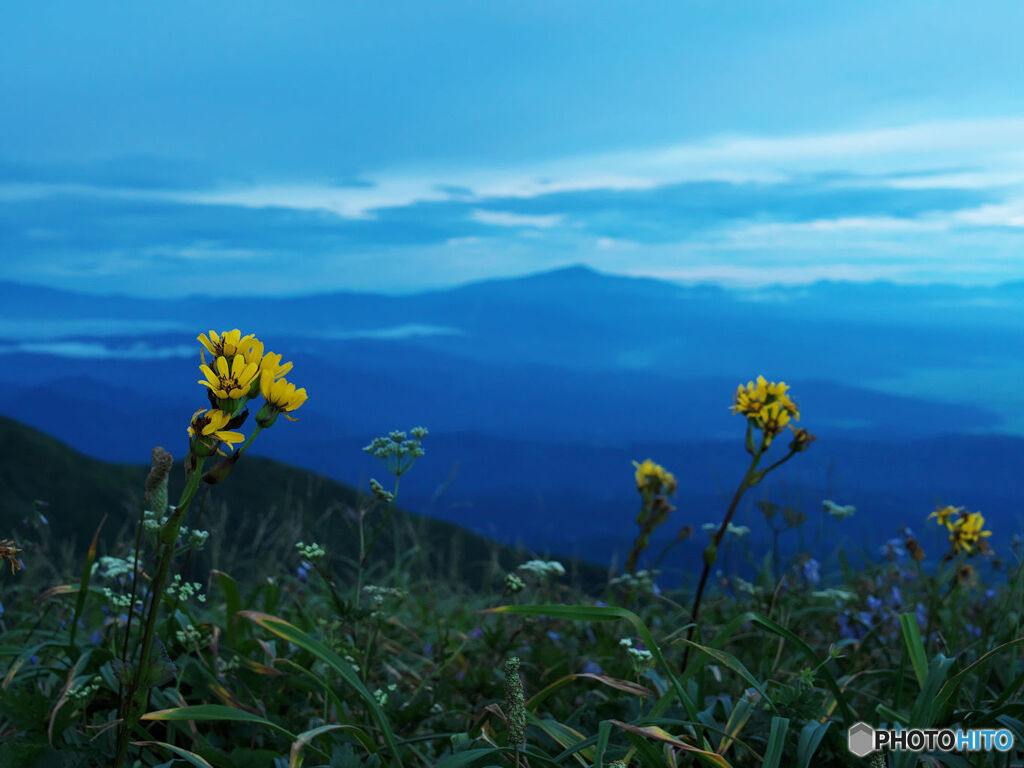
[2, 266, 1022, 577]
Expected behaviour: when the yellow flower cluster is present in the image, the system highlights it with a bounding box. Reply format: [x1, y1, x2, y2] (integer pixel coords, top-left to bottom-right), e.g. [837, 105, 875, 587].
[632, 459, 677, 496]
[929, 504, 993, 555]
[731, 376, 800, 446]
[188, 329, 307, 458]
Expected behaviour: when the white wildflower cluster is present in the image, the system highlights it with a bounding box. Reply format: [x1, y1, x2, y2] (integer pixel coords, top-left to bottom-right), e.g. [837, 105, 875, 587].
[368, 478, 394, 504]
[101, 588, 138, 610]
[68, 676, 102, 702]
[362, 585, 406, 617]
[181, 526, 210, 551]
[175, 623, 205, 646]
[373, 683, 397, 707]
[296, 541, 326, 561]
[362, 585, 406, 607]
[363, 427, 429, 477]
[95, 555, 136, 581]
[166, 575, 206, 603]
[619, 638, 654, 668]
[504, 573, 526, 593]
[518, 560, 566, 581]
[142, 508, 166, 534]
[702, 522, 751, 538]
[608, 569, 659, 592]
[344, 654, 361, 672]
[822, 499, 856, 520]
[811, 588, 857, 602]
[216, 656, 242, 675]
[732, 577, 763, 596]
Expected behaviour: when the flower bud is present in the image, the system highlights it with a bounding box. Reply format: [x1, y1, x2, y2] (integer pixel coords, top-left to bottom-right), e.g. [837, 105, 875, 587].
[504, 656, 527, 746]
[703, 543, 718, 568]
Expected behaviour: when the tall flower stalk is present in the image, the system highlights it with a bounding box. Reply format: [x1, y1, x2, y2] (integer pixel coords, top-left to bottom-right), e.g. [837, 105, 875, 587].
[113, 331, 306, 768]
[682, 376, 814, 669]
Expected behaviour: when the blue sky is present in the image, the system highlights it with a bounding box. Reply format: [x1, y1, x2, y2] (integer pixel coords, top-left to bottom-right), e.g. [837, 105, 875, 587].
[3, 1, 1024, 295]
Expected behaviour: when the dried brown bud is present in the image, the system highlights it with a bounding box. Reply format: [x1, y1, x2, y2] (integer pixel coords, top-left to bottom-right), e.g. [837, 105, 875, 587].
[955, 563, 976, 587]
[905, 537, 926, 562]
[788, 427, 817, 453]
[145, 447, 173, 497]
[0, 539, 23, 574]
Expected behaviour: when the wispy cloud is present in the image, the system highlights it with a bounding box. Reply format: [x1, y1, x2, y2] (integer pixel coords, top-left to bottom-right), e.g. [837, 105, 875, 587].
[6, 117, 1024, 293]
[0, 342, 194, 359]
[470, 210, 564, 228]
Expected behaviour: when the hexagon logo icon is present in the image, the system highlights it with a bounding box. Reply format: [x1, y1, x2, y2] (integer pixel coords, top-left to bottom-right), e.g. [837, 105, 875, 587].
[848, 722, 876, 757]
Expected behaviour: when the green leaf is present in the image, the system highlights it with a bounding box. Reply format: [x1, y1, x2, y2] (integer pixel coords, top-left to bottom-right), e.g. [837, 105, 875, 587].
[528, 713, 591, 766]
[898, 613, 928, 690]
[679, 640, 775, 712]
[291, 724, 373, 768]
[796, 720, 830, 768]
[432, 748, 503, 768]
[761, 717, 789, 768]
[133, 740, 214, 768]
[70, 515, 106, 648]
[212, 570, 242, 647]
[142, 704, 297, 742]
[594, 720, 612, 767]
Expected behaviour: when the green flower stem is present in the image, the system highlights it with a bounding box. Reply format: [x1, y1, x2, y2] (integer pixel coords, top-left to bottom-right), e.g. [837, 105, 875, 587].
[682, 447, 766, 670]
[356, 476, 401, 609]
[113, 459, 205, 768]
[363, 475, 401, 567]
[238, 425, 262, 455]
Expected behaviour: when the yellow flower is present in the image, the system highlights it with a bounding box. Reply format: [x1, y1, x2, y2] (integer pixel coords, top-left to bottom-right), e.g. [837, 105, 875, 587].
[731, 376, 800, 421]
[198, 329, 256, 364]
[199, 355, 260, 404]
[755, 401, 792, 446]
[949, 511, 992, 554]
[928, 504, 962, 530]
[236, 339, 267, 399]
[257, 372, 308, 426]
[238, 338, 265, 367]
[187, 409, 245, 455]
[259, 351, 294, 383]
[632, 459, 677, 496]
[731, 376, 769, 416]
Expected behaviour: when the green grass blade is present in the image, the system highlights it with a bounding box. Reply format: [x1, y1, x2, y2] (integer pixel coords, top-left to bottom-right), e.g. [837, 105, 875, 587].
[238, 610, 402, 767]
[594, 720, 612, 767]
[898, 613, 928, 690]
[679, 639, 775, 712]
[69, 515, 105, 648]
[131, 740, 214, 767]
[745, 613, 855, 727]
[761, 716, 789, 768]
[211, 569, 242, 647]
[432, 747, 503, 767]
[142, 704, 297, 741]
[487, 604, 701, 725]
[290, 724, 372, 768]
[796, 720, 830, 768]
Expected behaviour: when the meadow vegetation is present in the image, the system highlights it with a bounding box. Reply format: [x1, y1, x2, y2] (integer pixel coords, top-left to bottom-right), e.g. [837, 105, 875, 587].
[0, 333, 1021, 767]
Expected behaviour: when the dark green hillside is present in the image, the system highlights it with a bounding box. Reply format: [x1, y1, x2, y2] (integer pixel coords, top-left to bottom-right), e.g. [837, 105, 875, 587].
[0, 416, 605, 589]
